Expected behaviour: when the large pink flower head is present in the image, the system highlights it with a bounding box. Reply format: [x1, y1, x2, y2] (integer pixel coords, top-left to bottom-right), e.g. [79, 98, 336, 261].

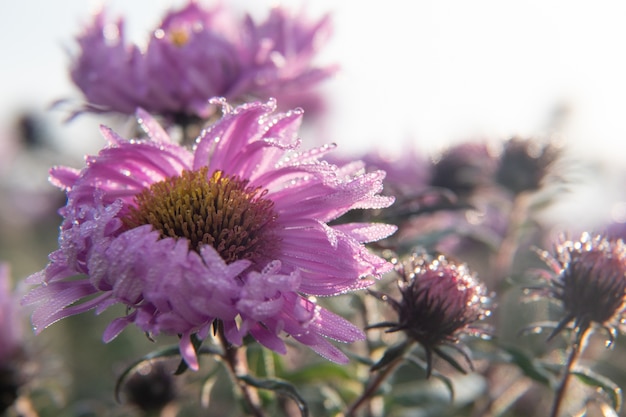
[535, 233, 626, 344]
[69, 1, 336, 121]
[24, 99, 396, 370]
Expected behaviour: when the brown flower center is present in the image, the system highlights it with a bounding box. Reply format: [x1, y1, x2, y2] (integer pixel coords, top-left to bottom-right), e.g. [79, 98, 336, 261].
[123, 167, 278, 263]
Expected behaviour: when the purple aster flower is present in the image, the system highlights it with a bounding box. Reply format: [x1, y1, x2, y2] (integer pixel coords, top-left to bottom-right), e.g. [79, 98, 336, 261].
[69, 2, 336, 121]
[70, 2, 241, 120]
[23, 99, 396, 370]
[534, 232, 626, 343]
[370, 251, 492, 376]
[235, 6, 338, 115]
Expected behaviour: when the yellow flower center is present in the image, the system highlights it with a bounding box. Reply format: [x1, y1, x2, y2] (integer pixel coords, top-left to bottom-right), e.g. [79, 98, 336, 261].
[170, 28, 190, 47]
[123, 168, 278, 263]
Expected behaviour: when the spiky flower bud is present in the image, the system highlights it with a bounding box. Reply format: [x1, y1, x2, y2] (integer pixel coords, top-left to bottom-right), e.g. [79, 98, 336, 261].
[537, 233, 626, 343]
[430, 142, 496, 198]
[373, 251, 492, 375]
[495, 136, 560, 195]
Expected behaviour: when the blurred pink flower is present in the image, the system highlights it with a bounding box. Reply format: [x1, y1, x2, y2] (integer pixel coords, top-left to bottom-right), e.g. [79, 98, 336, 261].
[69, 1, 336, 121]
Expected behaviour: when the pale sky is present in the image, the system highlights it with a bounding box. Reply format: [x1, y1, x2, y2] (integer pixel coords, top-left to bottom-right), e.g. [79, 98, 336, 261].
[3, 1, 626, 155]
[2, 1, 626, 226]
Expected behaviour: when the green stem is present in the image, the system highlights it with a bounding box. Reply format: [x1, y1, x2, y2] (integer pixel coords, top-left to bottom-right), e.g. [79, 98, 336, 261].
[492, 193, 528, 289]
[345, 355, 404, 417]
[550, 325, 591, 417]
[217, 326, 265, 417]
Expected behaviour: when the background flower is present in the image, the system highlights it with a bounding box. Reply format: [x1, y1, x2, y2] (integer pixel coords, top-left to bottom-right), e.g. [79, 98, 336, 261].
[68, 1, 336, 123]
[535, 232, 626, 343]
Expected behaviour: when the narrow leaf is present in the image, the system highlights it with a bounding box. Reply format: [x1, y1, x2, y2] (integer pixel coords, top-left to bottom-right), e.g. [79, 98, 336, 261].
[283, 362, 353, 384]
[517, 320, 564, 337]
[572, 368, 622, 412]
[502, 346, 551, 385]
[371, 341, 411, 372]
[404, 355, 455, 401]
[238, 374, 309, 417]
[432, 346, 469, 375]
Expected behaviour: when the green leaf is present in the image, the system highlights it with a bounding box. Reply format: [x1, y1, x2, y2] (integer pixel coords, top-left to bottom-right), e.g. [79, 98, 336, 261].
[501, 346, 551, 385]
[404, 355, 455, 401]
[346, 351, 376, 367]
[432, 346, 470, 375]
[200, 369, 221, 409]
[238, 374, 309, 417]
[517, 320, 563, 337]
[572, 367, 623, 412]
[283, 362, 353, 384]
[371, 340, 411, 371]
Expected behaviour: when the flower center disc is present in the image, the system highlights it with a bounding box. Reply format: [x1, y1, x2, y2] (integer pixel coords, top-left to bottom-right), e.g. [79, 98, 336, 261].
[123, 167, 277, 263]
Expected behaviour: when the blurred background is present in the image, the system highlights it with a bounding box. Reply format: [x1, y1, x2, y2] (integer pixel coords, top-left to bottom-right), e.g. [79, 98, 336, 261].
[2, 2, 626, 415]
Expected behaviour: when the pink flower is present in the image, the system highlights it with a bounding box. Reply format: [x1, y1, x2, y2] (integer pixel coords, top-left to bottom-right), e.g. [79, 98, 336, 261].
[24, 99, 396, 369]
[235, 6, 338, 115]
[68, 2, 336, 120]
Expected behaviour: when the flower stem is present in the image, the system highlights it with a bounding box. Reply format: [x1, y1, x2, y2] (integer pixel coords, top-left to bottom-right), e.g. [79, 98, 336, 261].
[345, 355, 403, 417]
[550, 326, 591, 417]
[492, 193, 529, 289]
[217, 326, 265, 417]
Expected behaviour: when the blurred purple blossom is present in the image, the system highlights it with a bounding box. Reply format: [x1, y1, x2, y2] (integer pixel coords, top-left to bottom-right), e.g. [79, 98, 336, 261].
[68, 1, 336, 122]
